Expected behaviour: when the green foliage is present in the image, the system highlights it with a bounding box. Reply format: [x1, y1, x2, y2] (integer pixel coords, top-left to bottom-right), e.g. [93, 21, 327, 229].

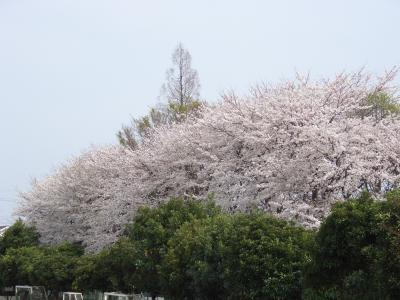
[0, 246, 40, 288]
[161, 215, 231, 299]
[116, 125, 137, 150]
[124, 197, 221, 297]
[72, 252, 102, 292]
[8, 191, 400, 299]
[358, 92, 400, 120]
[167, 100, 203, 122]
[0, 220, 40, 255]
[162, 212, 314, 300]
[304, 190, 400, 299]
[223, 213, 314, 300]
[73, 238, 137, 293]
[376, 190, 400, 298]
[117, 101, 203, 150]
[0, 242, 83, 292]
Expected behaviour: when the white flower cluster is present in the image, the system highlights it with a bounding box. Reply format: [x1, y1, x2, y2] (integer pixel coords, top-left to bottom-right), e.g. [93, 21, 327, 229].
[18, 70, 400, 252]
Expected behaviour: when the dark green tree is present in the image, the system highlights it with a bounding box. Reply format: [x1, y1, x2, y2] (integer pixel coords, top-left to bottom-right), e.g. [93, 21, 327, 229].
[73, 238, 137, 293]
[0, 246, 40, 288]
[124, 197, 221, 298]
[72, 252, 106, 292]
[0, 242, 82, 298]
[0, 220, 39, 255]
[304, 191, 400, 299]
[162, 212, 314, 300]
[223, 213, 314, 300]
[373, 189, 400, 298]
[161, 214, 231, 299]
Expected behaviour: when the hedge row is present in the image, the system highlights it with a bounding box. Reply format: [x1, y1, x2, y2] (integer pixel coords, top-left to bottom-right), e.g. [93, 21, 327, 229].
[2, 191, 400, 299]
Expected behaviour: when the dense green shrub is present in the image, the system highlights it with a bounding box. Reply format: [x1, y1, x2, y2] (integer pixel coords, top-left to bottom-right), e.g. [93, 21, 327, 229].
[0, 220, 39, 255]
[73, 237, 137, 293]
[223, 213, 314, 300]
[124, 196, 221, 297]
[162, 212, 314, 300]
[161, 215, 231, 299]
[0, 220, 41, 289]
[304, 191, 400, 299]
[8, 192, 400, 299]
[0, 242, 82, 296]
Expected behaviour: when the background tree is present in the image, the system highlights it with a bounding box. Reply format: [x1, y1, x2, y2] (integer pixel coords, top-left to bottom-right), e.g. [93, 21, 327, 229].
[357, 91, 400, 121]
[20, 70, 400, 251]
[0, 220, 39, 255]
[117, 43, 202, 150]
[160, 43, 200, 106]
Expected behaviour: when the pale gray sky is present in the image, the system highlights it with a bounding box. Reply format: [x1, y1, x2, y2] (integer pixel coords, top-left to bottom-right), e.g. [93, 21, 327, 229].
[1, 0, 399, 224]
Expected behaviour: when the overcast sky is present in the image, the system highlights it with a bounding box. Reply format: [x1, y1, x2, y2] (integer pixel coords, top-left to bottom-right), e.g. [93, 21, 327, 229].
[1, 0, 399, 224]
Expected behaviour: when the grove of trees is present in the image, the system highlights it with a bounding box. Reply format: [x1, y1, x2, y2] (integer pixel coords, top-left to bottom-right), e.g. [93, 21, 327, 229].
[6, 43, 400, 298]
[17, 67, 400, 252]
[4, 193, 400, 299]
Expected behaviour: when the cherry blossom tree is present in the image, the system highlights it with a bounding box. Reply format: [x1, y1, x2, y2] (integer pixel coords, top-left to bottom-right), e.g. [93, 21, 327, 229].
[18, 69, 400, 252]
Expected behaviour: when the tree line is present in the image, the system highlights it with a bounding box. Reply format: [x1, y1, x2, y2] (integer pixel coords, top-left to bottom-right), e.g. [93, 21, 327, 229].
[3, 191, 400, 299]
[8, 44, 400, 299]
[17, 67, 400, 252]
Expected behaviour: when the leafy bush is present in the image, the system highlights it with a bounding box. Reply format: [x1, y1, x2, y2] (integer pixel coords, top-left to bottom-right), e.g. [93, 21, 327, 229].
[162, 212, 314, 300]
[9, 191, 400, 299]
[73, 238, 137, 293]
[304, 191, 400, 299]
[161, 215, 231, 299]
[124, 197, 221, 297]
[0, 242, 82, 294]
[0, 220, 39, 255]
